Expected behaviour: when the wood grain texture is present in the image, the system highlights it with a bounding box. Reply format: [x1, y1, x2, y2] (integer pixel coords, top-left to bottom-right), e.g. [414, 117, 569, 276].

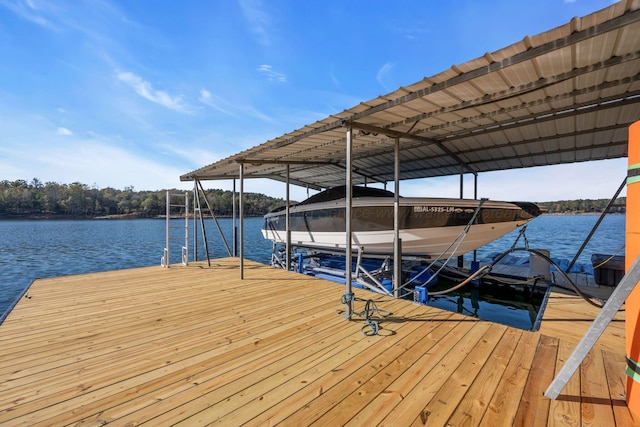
[0, 258, 635, 426]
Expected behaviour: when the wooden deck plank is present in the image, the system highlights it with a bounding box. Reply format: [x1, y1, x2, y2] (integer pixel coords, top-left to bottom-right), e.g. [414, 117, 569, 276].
[253, 310, 460, 427]
[0, 291, 335, 382]
[98, 313, 362, 425]
[445, 327, 524, 426]
[0, 270, 338, 372]
[480, 330, 540, 426]
[538, 292, 625, 353]
[290, 312, 464, 427]
[580, 349, 616, 427]
[407, 323, 509, 426]
[6, 301, 355, 424]
[0, 271, 316, 354]
[40, 296, 418, 423]
[548, 339, 582, 426]
[172, 303, 433, 426]
[0, 258, 637, 426]
[513, 335, 559, 426]
[603, 350, 640, 426]
[1, 298, 344, 419]
[0, 276, 333, 353]
[371, 322, 494, 426]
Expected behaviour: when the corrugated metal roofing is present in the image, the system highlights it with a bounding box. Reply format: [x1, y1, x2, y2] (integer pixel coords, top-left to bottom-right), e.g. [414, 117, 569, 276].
[182, 1, 640, 191]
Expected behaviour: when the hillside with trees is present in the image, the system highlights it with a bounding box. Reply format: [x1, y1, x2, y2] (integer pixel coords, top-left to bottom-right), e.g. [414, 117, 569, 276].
[0, 179, 289, 219]
[541, 198, 626, 214]
[0, 178, 627, 219]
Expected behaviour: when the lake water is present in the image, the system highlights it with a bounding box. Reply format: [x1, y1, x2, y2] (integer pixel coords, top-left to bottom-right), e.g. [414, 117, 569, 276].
[0, 214, 626, 325]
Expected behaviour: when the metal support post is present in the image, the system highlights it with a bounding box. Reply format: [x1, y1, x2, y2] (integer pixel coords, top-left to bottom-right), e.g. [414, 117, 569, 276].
[193, 183, 198, 262]
[458, 166, 464, 268]
[239, 164, 244, 279]
[183, 191, 189, 265]
[393, 137, 401, 298]
[344, 126, 354, 319]
[233, 179, 237, 257]
[286, 164, 291, 271]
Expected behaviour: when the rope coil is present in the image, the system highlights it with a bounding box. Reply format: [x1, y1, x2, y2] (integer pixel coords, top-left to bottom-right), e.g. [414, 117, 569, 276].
[339, 295, 391, 336]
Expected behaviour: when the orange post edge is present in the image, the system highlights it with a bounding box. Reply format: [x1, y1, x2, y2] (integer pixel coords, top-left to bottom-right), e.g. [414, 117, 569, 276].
[626, 120, 640, 417]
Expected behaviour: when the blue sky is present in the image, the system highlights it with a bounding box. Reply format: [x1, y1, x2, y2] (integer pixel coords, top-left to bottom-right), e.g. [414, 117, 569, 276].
[0, 0, 627, 202]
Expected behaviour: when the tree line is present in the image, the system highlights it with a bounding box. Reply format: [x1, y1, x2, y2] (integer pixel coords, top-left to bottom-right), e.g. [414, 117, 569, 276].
[0, 179, 289, 218]
[540, 198, 626, 214]
[0, 178, 627, 219]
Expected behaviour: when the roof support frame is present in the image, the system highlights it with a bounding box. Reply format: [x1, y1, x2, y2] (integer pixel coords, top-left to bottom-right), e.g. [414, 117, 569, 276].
[180, 3, 639, 197]
[347, 85, 640, 166]
[321, 162, 387, 187]
[439, 93, 640, 142]
[397, 59, 640, 130]
[456, 125, 630, 160]
[344, 9, 640, 123]
[344, 120, 476, 175]
[237, 159, 338, 166]
[186, 173, 323, 190]
[391, 138, 628, 178]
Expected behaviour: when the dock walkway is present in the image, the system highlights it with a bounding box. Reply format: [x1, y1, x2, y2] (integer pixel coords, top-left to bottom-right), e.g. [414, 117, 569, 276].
[0, 258, 635, 426]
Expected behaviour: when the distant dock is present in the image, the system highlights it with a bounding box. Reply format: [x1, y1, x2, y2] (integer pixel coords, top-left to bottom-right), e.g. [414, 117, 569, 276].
[0, 258, 634, 425]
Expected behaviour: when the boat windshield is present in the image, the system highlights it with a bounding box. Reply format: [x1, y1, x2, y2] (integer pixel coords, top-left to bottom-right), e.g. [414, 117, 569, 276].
[298, 185, 397, 205]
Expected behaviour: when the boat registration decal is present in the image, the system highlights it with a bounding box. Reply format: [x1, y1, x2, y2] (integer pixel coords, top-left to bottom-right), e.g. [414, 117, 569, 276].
[413, 206, 476, 214]
[413, 206, 455, 213]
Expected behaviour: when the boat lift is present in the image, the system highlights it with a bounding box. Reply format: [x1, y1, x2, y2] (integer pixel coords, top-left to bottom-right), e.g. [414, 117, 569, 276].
[160, 191, 189, 267]
[161, 179, 232, 268]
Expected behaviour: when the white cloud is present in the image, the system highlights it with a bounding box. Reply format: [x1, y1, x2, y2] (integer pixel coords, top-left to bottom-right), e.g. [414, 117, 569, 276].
[0, 107, 192, 190]
[116, 71, 190, 113]
[376, 62, 395, 91]
[199, 86, 275, 123]
[238, 0, 271, 46]
[329, 70, 340, 89]
[1, 138, 191, 191]
[396, 25, 431, 41]
[0, 0, 57, 29]
[257, 64, 287, 83]
[199, 88, 212, 103]
[198, 88, 235, 116]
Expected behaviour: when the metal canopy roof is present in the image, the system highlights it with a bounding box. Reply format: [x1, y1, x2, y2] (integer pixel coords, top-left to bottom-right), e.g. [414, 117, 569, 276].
[181, 1, 640, 191]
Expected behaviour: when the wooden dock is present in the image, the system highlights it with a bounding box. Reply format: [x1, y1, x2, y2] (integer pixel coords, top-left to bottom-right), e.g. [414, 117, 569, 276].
[0, 258, 635, 426]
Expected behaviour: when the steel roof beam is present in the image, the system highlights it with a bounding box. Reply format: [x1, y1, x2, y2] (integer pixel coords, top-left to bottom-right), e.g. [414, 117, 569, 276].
[344, 120, 476, 175]
[398, 59, 640, 129]
[439, 94, 640, 142]
[236, 159, 338, 166]
[346, 9, 640, 122]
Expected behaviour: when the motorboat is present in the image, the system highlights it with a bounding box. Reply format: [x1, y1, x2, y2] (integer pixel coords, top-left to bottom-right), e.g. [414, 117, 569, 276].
[262, 186, 545, 258]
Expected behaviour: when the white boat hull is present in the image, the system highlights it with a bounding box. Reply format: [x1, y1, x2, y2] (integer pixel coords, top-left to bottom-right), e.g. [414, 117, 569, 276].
[262, 220, 524, 257]
[262, 189, 544, 258]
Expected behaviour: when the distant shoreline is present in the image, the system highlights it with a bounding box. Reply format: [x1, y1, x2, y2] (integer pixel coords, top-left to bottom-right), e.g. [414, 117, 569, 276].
[0, 213, 262, 220]
[0, 211, 625, 221]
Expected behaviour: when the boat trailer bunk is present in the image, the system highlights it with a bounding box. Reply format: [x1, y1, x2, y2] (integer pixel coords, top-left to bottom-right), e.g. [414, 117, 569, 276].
[270, 243, 438, 297]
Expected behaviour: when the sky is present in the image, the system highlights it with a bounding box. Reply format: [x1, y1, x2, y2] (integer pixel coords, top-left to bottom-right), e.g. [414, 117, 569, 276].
[0, 0, 628, 203]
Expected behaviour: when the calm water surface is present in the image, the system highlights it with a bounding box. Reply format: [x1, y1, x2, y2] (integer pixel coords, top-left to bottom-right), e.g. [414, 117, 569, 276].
[0, 214, 626, 323]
